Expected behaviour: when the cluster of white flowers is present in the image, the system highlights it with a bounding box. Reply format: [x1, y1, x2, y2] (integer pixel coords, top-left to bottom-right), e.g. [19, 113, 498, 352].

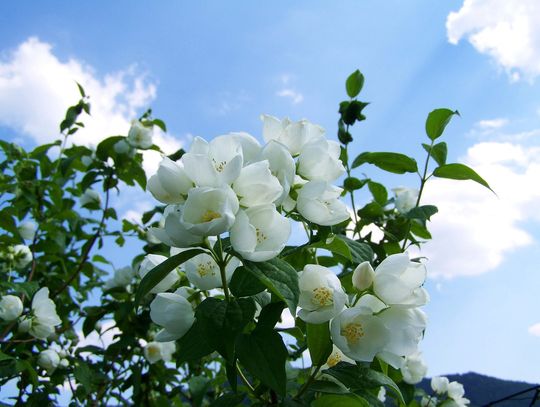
[423, 376, 470, 407]
[147, 115, 349, 262]
[37, 348, 69, 375]
[297, 253, 429, 370]
[0, 244, 32, 271]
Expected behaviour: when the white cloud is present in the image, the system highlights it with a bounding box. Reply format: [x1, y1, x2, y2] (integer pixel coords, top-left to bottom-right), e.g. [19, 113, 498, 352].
[0, 37, 183, 174]
[276, 88, 304, 104]
[418, 138, 540, 278]
[475, 118, 509, 131]
[447, 0, 540, 80]
[528, 322, 540, 337]
[276, 73, 304, 105]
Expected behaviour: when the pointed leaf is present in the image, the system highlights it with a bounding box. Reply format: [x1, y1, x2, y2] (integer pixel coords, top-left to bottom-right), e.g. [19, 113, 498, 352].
[346, 70, 365, 98]
[352, 152, 418, 174]
[422, 142, 448, 166]
[433, 163, 494, 192]
[135, 248, 206, 305]
[425, 108, 458, 141]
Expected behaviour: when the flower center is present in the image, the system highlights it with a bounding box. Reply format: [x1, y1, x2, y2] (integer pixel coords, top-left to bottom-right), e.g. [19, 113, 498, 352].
[341, 322, 364, 345]
[197, 261, 216, 278]
[326, 351, 342, 368]
[255, 228, 267, 244]
[147, 345, 160, 358]
[311, 287, 333, 307]
[201, 210, 221, 222]
[212, 158, 227, 172]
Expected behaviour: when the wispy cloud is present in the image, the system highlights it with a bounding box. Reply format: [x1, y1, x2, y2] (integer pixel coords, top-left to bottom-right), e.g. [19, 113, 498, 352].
[528, 323, 540, 337]
[476, 118, 509, 131]
[276, 73, 304, 105]
[447, 0, 540, 81]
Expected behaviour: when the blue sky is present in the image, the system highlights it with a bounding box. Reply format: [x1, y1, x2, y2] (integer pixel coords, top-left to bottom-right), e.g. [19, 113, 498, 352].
[1, 0, 540, 384]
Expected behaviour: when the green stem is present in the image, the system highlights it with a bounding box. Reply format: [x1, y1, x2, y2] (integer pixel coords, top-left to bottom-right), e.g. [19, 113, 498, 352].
[344, 126, 359, 237]
[216, 236, 231, 302]
[295, 363, 323, 399]
[401, 140, 434, 251]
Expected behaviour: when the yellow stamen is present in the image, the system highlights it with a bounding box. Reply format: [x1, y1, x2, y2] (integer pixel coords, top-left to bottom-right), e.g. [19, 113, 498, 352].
[341, 322, 364, 345]
[201, 210, 221, 222]
[197, 261, 216, 278]
[312, 287, 333, 307]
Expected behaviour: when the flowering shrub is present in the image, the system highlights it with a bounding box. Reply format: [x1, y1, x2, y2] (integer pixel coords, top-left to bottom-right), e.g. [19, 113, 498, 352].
[0, 71, 488, 405]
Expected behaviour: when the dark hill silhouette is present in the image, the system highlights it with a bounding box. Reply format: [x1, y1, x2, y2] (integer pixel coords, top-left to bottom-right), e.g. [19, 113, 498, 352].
[418, 372, 539, 406]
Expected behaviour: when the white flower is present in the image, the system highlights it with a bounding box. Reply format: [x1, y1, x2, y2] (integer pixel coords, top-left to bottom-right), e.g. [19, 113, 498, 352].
[114, 139, 131, 154]
[18, 221, 37, 241]
[104, 266, 135, 290]
[431, 376, 449, 394]
[223, 132, 261, 164]
[28, 288, 62, 339]
[182, 136, 243, 187]
[127, 120, 153, 149]
[401, 351, 428, 384]
[0, 295, 23, 321]
[298, 265, 348, 324]
[393, 187, 419, 213]
[139, 254, 179, 294]
[258, 141, 295, 205]
[323, 345, 355, 369]
[232, 161, 283, 207]
[352, 262, 375, 291]
[330, 295, 390, 362]
[12, 245, 32, 269]
[446, 397, 470, 407]
[377, 306, 428, 368]
[182, 186, 239, 236]
[447, 381, 466, 400]
[297, 181, 350, 226]
[38, 349, 60, 374]
[230, 205, 290, 262]
[261, 115, 324, 156]
[147, 157, 193, 204]
[150, 293, 195, 341]
[297, 137, 345, 182]
[183, 252, 240, 291]
[373, 253, 429, 308]
[144, 341, 176, 364]
[59, 358, 69, 368]
[80, 189, 101, 207]
[149, 205, 203, 248]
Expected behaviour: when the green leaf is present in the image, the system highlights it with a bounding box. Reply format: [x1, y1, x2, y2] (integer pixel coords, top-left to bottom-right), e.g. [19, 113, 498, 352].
[76, 82, 86, 97]
[209, 393, 245, 407]
[177, 321, 214, 362]
[310, 235, 352, 261]
[152, 118, 167, 132]
[135, 248, 206, 305]
[306, 322, 333, 366]
[346, 70, 365, 98]
[425, 108, 458, 141]
[96, 136, 124, 160]
[323, 363, 405, 405]
[196, 297, 255, 360]
[352, 152, 418, 174]
[229, 266, 266, 297]
[242, 258, 299, 314]
[433, 163, 493, 192]
[368, 181, 388, 205]
[236, 329, 288, 396]
[312, 394, 370, 407]
[343, 177, 366, 192]
[189, 376, 211, 407]
[257, 302, 285, 331]
[404, 205, 438, 221]
[340, 236, 374, 264]
[422, 142, 447, 166]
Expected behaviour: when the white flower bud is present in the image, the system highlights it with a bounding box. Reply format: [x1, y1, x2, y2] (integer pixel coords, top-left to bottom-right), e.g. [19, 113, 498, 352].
[147, 157, 193, 204]
[431, 376, 449, 394]
[13, 245, 32, 269]
[18, 221, 37, 241]
[150, 293, 195, 341]
[0, 295, 23, 321]
[352, 262, 375, 291]
[401, 351, 428, 384]
[79, 189, 101, 208]
[393, 187, 419, 213]
[38, 349, 60, 374]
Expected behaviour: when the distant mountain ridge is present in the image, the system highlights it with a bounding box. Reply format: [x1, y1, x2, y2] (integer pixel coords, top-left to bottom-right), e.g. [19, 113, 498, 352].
[418, 372, 539, 406]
